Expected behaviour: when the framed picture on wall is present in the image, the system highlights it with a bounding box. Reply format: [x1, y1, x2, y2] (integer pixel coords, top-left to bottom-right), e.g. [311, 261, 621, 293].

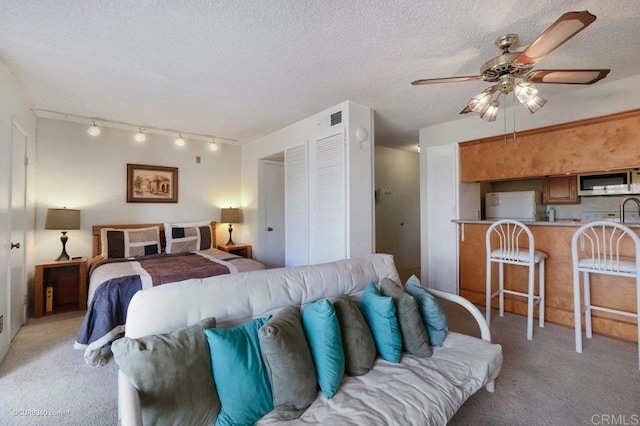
[126, 164, 178, 203]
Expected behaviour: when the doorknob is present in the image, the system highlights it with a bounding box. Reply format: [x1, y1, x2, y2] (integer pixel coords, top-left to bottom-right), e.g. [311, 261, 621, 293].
[266, 227, 273, 232]
[11, 242, 20, 249]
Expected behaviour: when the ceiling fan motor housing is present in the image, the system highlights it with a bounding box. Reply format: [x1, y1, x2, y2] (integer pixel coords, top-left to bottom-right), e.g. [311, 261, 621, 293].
[480, 50, 532, 83]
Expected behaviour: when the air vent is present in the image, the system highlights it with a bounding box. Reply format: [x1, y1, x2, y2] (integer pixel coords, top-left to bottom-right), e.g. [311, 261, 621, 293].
[330, 111, 342, 126]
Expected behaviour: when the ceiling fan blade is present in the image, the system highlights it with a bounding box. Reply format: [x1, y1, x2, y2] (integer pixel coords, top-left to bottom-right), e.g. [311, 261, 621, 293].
[411, 76, 481, 85]
[525, 69, 610, 84]
[514, 11, 597, 67]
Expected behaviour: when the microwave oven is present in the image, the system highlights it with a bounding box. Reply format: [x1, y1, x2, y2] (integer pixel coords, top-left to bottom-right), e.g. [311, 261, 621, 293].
[577, 170, 640, 196]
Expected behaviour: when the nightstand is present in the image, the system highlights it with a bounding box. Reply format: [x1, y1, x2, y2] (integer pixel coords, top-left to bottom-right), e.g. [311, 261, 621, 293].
[217, 243, 252, 259]
[34, 257, 88, 318]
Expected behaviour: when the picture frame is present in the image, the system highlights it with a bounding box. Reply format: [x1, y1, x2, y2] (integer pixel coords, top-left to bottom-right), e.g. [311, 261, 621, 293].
[126, 164, 178, 203]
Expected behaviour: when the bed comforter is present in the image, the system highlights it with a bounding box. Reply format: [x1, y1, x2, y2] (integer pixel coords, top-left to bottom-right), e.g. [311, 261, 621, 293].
[75, 248, 264, 366]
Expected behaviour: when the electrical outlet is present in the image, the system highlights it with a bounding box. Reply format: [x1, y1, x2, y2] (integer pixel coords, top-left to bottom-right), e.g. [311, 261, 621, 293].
[0, 315, 3, 334]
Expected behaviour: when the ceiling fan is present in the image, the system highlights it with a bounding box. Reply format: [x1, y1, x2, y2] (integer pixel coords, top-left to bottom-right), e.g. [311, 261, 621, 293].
[411, 11, 610, 121]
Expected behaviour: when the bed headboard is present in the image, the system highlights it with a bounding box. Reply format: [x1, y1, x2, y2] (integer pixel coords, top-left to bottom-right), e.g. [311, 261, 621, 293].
[92, 221, 218, 258]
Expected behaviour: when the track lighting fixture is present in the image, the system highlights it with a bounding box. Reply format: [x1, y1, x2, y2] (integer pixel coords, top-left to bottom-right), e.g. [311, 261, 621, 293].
[133, 129, 147, 143]
[36, 109, 238, 147]
[87, 121, 101, 137]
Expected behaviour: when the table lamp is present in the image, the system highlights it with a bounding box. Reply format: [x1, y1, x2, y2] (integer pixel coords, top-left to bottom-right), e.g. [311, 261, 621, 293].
[220, 207, 240, 245]
[45, 207, 81, 261]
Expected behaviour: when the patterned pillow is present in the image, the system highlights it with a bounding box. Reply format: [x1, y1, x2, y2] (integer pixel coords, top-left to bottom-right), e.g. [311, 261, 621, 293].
[165, 221, 213, 254]
[100, 226, 161, 259]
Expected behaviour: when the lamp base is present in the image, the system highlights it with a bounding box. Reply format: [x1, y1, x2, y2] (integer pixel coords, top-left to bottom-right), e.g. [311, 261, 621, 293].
[55, 231, 70, 261]
[226, 223, 235, 246]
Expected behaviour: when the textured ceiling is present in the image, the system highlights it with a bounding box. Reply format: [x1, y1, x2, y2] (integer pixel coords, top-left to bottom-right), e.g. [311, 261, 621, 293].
[1, 1, 639, 150]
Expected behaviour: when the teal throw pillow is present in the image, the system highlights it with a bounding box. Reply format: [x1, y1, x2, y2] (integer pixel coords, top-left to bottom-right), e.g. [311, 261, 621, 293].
[380, 278, 432, 358]
[204, 317, 273, 426]
[259, 306, 317, 419]
[301, 299, 345, 399]
[360, 282, 402, 363]
[404, 275, 449, 347]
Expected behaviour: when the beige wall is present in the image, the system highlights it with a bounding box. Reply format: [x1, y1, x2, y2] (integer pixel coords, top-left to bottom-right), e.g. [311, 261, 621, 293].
[375, 145, 420, 273]
[34, 119, 242, 263]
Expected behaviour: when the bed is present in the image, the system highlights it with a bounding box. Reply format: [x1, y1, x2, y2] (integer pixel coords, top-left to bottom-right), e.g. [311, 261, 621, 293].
[74, 221, 265, 366]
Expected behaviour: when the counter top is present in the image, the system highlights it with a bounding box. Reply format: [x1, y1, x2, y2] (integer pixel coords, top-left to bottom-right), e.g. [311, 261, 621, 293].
[452, 219, 640, 228]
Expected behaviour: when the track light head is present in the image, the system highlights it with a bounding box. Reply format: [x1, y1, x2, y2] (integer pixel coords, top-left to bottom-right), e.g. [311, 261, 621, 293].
[87, 121, 101, 137]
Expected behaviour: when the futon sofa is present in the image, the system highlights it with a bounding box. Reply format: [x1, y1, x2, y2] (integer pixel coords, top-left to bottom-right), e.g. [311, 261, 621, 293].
[115, 254, 502, 425]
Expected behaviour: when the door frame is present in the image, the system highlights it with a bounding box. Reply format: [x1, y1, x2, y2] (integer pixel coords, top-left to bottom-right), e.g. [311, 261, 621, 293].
[9, 117, 28, 339]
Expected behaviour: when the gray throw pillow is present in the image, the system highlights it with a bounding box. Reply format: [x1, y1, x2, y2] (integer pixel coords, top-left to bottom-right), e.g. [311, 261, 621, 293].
[111, 317, 219, 426]
[258, 306, 317, 420]
[333, 295, 376, 376]
[379, 278, 432, 358]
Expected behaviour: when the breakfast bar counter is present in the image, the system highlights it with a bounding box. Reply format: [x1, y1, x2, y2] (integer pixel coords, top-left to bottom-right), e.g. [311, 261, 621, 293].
[453, 220, 639, 343]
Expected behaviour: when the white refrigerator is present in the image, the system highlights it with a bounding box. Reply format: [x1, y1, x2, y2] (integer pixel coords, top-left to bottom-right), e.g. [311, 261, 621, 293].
[485, 191, 546, 221]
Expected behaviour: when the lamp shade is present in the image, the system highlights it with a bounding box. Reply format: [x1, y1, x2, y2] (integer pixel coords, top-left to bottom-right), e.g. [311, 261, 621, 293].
[45, 208, 81, 230]
[220, 208, 241, 224]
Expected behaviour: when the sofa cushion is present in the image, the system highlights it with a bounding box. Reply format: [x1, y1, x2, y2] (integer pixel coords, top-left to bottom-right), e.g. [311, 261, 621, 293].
[302, 299, 345, 399]
[404, 275, 449, 347]
[360, 282, 402, 363]
[204, 317, 273, 426]
[333, 295, 376, 376]
[111, 317, 219, 426]
[259, 306, 317, 419]
[380, 278, 432, 358]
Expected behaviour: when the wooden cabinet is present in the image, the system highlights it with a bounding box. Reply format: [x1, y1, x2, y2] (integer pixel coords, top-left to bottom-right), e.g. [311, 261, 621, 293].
[459, 109, 640, 182]
[34, 258, 87, 317]
[542, 175, 579, 204]
[217, 243, 252, 259]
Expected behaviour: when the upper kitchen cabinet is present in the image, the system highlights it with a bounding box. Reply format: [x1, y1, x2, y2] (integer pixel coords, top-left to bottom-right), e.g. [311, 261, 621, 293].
[542, 175, 578, 204]
[459, 109, 640, 183]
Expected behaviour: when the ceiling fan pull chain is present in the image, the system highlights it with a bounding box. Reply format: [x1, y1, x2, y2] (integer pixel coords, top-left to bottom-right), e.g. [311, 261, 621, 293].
[503, 97, 507, 145]
[513, 91, 517, 140]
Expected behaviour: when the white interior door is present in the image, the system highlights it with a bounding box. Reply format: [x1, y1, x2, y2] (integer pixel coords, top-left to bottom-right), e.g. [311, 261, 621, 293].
[285, 144, 309, 266]
[426, 144, 458, 294]
[10, 120, 27, 340]
[263, 161, 285, 268]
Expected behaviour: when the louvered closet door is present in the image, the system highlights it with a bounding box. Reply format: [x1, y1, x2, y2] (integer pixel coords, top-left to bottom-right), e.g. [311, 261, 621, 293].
[309, 132, 346, 264]
[285, 144, 309, 266]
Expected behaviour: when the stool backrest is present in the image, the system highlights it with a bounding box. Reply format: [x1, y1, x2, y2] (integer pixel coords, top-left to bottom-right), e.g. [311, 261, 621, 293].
[571, 221, 640, 275]
[486, 220, 535, 264]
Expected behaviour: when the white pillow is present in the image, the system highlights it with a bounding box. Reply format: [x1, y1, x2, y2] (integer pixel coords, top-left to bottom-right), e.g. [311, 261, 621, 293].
[164, 221, 212, 254]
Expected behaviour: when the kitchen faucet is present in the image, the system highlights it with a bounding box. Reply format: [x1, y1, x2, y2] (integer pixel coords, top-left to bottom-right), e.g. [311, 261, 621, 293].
[619, 196, 640, 222]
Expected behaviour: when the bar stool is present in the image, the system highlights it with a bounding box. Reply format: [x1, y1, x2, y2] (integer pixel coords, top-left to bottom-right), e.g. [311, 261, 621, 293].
[571, 221, 640, 369]
[486, 220, 547, 340]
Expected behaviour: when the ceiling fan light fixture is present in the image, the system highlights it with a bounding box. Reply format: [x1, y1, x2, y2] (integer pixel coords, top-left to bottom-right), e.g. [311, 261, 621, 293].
[523, 95, 547, 114]
[514, 82, 539, 103]
[468, 89, 494, 113]
[480, 99, 500, 122]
